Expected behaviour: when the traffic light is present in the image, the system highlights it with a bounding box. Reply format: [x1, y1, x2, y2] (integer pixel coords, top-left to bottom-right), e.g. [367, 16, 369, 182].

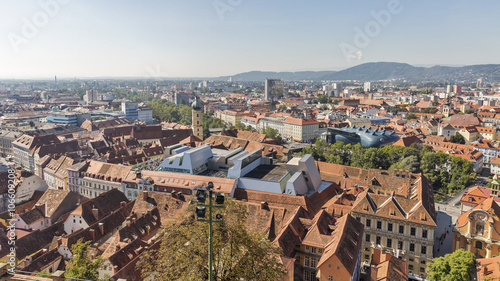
[196, 190, 206, 203]
[215, 193, 224, 205]
[196, 206, 206, 218]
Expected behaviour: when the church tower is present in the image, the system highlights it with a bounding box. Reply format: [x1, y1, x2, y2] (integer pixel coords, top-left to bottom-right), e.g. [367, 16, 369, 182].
[191, 96, 204, 140]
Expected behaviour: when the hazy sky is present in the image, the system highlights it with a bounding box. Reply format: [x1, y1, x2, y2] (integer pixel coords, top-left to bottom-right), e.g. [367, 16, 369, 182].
[1, 0, 499, 78]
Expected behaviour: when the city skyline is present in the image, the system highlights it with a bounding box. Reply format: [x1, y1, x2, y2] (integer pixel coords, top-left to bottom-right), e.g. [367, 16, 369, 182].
[1, 0, 500, 79]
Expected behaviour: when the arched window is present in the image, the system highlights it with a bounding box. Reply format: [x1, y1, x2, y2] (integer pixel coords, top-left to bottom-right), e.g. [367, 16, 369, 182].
[475, 241, 483, 249]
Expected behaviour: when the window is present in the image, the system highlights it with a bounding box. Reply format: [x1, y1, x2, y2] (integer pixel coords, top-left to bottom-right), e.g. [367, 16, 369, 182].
[421, 245, 427, 255]
[365, 234, 371, 242]
[366, 219, 371, 228]
[387, 238, 392, 248]
[328, 276, 333, 281]
[399, 225, 404, 234]
[410, 243, 415, 252]
[305, 246, 309, 252]
[411, 227, 416, 236]
[420, 260, 426, 264]
[377, 221, 382, 230]
[398, 241, 403, 250]
[409, 265, 414, 270]
[422, 229, 428, 239]
[376, 236, 381, 245]
[311, 258, 316, 268]
[305, 257, 310, 267]
[311, 247, 316, 254]
[388, 223, 393, 232]
[365, 254, 369, 260]
[420, 267, 425, 273]
[475, 241, 483, 249]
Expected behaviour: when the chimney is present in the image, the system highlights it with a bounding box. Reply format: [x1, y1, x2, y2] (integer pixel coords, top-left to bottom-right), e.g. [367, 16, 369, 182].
[405, 170, 409, 179]
[116, 245, 121, 251]
[120, 201, 126, 208]
[261, 202, 268, 210]
[98, 222, 104, 233]
[383, 253, 391, 263]
[90, 228, 95, 240]
[92, 206, 99, 220]
[379, 167, 382, 175]
[57, 238, 62, 246]
[126, 220, 131, 227]
[143, 191, 148, 201]
[136, 170, 142, 179]
[372, 248, 381, 265]
[482, 266, 488, 276]
[393, 169, 397, 178]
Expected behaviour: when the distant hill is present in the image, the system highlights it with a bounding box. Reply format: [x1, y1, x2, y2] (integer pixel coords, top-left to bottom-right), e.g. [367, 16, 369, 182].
[219, 62, 500, 82]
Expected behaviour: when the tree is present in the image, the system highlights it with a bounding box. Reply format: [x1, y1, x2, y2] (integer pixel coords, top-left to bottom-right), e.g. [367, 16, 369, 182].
[450, 134, 466, 144]
[262, 127, 282, 142]
[427, 249, 475, 281]
[406, 113, 417, 120]
[318, 94, 329, 104]
[65, 239, 105, 281]
[137, 199, 285, 280]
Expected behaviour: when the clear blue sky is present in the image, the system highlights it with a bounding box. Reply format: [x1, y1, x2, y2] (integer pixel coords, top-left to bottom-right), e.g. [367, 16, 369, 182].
[1, 0, 499, 78]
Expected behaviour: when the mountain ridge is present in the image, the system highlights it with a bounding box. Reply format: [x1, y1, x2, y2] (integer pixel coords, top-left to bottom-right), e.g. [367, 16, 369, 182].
[218, 62, 500, 82]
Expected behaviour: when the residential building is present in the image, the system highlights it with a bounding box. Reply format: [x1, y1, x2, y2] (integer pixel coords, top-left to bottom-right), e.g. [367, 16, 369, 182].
[318, 162, 436, 279]
[460, 185, 498, 214]
[265, 79, 284, 101]
[477, 255, 500, 281]
[121, 101, 139, 121]
[137, 105, 153, 124]
[220, 109, 253, 126]
[438, 123, 457, 138]
[491, 155, 500, 175]
[0, 130, 23, 157]
[472, 140, 500, 169]
[43, 155, 74, 190]
[77, 160, 132, 199]
[459, 126, 480, 144]
[283, 118, 319, 143]
[12, 134, 60, 172]
[367, 249, 408, 281]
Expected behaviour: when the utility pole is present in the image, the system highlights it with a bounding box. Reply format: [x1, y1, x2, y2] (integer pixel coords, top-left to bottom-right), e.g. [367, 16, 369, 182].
[196, 182, 224, 281]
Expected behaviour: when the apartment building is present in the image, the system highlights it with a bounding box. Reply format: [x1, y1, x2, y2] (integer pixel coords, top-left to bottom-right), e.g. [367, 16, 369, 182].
[283, 118, 320, 143]
[76, 160, 132, 199]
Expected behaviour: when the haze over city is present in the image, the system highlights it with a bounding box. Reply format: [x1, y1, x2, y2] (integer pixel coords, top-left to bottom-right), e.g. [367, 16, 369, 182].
[1, 0, 500, 79]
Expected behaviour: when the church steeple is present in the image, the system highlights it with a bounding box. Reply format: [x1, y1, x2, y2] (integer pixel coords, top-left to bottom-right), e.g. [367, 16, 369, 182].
[191, 96, 204, 140]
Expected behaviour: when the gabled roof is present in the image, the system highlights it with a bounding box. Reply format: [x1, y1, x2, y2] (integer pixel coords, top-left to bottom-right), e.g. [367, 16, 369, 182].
[317, 214, 364, 276]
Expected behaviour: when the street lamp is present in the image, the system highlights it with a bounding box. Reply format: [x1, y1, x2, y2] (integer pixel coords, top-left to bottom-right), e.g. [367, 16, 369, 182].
[195, 181, 224, 281]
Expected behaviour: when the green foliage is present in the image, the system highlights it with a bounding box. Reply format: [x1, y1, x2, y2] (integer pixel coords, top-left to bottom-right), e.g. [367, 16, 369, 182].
[147, 100, 225, 139]
[422, 107, 438, 114]
[331, 99, 341, 105]
[318, 94, 329, 104]
[137, 199, 285, 280]
[427, 249, 476, 281]
[65, 238, 104, 281]
[299, 139, 476, 194]
[406, 113, 417, 120]
[262, 127, 282, 142]
[450, 134, 466, 144]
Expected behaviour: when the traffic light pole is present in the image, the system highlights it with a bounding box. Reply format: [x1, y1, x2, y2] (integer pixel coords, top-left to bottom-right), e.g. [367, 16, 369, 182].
[197, 188, 223, 281]
[209, 190, 213, 281]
